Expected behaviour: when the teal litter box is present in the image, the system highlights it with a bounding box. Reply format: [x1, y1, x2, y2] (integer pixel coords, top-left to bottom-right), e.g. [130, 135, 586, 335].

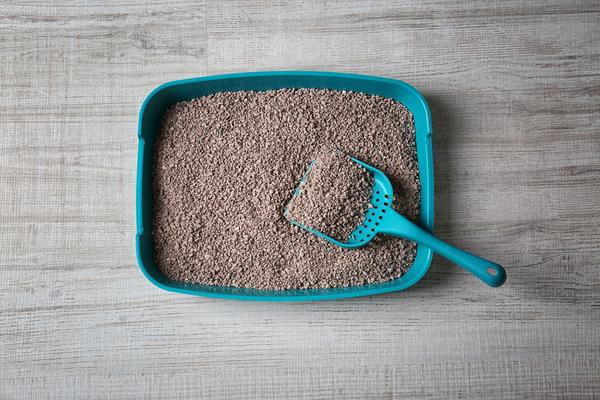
[136, 71, 434, 301]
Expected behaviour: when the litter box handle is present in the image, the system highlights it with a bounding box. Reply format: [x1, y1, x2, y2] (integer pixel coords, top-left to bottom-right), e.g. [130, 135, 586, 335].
[379, 210, 507, 287]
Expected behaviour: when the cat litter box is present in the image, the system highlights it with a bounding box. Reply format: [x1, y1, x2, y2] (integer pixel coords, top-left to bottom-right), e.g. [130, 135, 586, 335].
[136, 71, 433, 301]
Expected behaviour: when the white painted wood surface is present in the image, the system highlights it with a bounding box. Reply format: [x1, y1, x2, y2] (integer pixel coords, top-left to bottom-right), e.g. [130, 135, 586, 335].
[1, 1, 599, 398]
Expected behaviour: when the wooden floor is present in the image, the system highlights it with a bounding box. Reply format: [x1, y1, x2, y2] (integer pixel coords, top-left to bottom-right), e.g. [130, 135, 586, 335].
[1, 1, 599, 398]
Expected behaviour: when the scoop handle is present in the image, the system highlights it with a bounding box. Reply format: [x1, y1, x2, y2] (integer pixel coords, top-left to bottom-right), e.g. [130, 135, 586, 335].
[379, 209, 506, 287]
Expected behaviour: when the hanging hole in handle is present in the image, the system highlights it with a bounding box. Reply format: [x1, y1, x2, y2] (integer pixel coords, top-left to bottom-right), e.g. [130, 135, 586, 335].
[487, 267, 498, 276]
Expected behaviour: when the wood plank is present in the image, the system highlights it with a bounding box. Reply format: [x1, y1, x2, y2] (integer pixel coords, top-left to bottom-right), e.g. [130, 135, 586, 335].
[1, 0, 599, 398]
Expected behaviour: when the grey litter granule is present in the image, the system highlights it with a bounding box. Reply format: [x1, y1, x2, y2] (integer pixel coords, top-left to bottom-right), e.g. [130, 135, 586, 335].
[285, 149, 374, 242]
[152, 88, 420, 290]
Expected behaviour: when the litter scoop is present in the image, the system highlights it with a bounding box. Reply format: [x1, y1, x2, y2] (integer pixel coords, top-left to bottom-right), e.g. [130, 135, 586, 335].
[285, 157, 507, 287]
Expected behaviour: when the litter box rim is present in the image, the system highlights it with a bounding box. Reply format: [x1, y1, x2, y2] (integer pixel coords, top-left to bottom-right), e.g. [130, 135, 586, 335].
[136, 71, 434, 301]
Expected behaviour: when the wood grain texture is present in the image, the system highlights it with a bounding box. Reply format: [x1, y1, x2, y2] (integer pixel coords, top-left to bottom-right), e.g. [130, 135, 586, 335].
[1, 0, 599, 398]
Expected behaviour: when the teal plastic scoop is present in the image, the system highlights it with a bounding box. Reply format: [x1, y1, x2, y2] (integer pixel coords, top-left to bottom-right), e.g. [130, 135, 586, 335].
[287, 157, 507, 288]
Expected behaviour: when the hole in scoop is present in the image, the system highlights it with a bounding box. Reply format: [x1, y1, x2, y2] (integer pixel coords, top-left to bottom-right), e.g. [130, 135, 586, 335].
[487, 267, 498, 276]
